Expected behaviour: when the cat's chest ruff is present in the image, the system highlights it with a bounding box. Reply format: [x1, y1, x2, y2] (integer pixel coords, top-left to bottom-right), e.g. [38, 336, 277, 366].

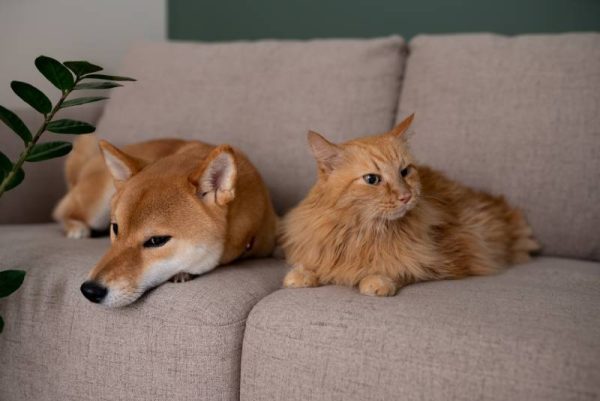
[318, 216, 421, 254]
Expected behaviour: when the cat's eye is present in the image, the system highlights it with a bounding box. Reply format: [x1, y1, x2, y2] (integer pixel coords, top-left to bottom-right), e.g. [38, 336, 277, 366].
[400, 166, 411, 178]
[111, 223, 118, 236]
[363, 174, 381, 185]
[143, 236, 172, 248]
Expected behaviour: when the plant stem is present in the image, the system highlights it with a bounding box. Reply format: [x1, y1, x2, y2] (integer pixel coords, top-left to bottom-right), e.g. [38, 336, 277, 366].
[0, 80, 78, 198]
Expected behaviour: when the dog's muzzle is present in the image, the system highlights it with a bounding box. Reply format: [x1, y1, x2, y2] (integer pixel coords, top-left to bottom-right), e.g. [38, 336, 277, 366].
[80, 280, 108, 303]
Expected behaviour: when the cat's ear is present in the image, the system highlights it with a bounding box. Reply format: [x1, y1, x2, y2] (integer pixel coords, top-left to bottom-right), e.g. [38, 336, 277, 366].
[99, 140, 147, 184]
[307, 130, 343, 173]
[190, 145, 237, 206]
[389, 113, 415, 139]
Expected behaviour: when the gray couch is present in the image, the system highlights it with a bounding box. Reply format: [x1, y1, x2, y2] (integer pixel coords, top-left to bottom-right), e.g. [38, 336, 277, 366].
[1, 33, 599, 401]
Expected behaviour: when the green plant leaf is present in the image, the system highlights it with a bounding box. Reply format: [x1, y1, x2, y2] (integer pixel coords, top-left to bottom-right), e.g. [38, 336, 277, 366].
[0, 315, 3, 333]
[46, 119, 95, 134]
[0, 153, 23, 190]
[5, 168, 24, 191]
[26, 141, 72, 162]
[10, 81, 52, 114]
[35, 55, 74, 91]
[63, 61, 103, 77]
[83, 74, 136, 82]
[0, 151, 11, 178]
[74, 82, 122, 90]
[60, 96, 108, 109]
[0, 270, 26, 298]
[0, 105, 32, 144]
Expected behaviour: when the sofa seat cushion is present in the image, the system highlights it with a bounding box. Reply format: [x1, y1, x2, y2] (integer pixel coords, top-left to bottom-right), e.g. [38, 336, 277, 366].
[241, 257, 600, 401]
[0, 224, 286, 401]
[397, 33, 600, 260]
[95, 36, 406, 213]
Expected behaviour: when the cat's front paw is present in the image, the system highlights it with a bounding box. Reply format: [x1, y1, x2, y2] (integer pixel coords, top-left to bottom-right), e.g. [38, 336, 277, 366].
[170, 272, 193, 283]
[63, 220, 91, 239]
[359, 274, 398, 297]
[283, 264, 319, 288]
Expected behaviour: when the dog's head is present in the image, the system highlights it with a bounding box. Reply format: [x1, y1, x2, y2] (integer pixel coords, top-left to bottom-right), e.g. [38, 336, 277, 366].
[81, 140, 237, 307]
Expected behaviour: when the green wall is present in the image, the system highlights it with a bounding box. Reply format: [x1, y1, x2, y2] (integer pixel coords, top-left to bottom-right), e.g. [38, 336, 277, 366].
[168, 0, 600, 41]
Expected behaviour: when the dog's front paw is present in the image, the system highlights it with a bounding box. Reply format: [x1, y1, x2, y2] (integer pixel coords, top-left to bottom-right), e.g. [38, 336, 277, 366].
[64, 220, 91, 239]
[170, 272, 193, 283]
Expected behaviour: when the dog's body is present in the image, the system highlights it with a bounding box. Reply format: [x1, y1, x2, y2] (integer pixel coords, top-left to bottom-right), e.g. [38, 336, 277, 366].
[55, 136, 277, 307]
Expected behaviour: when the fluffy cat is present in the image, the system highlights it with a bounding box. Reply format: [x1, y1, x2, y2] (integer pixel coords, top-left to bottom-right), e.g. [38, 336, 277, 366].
[280, 114, 539, 296]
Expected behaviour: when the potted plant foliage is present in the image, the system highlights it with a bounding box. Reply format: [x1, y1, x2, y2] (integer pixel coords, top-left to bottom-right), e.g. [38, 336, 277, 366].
[0, 56, 134, 332]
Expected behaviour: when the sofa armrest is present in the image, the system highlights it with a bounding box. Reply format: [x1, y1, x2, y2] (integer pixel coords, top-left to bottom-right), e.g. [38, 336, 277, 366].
[0, 103, 105, 224]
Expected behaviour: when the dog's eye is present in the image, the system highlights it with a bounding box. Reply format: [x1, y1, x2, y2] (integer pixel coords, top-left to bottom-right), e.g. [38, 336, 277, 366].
[143, 236, 172, 248]
[111, 223, 118, 236]
[363, 174, 381, 185]
[400, 166, 411, 178]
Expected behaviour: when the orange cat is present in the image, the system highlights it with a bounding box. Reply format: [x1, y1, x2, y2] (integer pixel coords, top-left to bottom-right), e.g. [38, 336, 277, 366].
[280, 114, 539, 296]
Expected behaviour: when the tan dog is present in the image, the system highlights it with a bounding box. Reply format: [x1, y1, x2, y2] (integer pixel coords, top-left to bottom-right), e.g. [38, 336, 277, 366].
[54, 136, 277, 307]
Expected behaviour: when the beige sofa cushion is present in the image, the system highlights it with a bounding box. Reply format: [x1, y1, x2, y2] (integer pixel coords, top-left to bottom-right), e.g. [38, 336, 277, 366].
[95, 37, 406, 213]
[241, 257, 600, 401]
[397, 33, 600, 261]
[0, 224, 286, 401]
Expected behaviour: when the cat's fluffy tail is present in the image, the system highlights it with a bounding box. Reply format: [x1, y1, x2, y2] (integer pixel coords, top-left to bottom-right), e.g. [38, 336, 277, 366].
[508, 210, 540, 264]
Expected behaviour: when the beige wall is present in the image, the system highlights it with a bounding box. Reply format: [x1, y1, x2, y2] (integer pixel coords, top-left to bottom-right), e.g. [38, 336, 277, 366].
[0, 0, 166, 108]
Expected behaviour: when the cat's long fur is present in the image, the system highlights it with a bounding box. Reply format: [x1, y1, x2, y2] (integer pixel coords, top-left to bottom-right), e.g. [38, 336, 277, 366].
[280, 114, 539, 296]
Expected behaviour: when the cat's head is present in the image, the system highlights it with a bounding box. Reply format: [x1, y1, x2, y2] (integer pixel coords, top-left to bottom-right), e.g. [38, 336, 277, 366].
[307, 114, 420, 221]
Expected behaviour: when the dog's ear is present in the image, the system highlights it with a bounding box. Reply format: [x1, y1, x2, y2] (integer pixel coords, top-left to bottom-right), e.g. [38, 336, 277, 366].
[99, 140, 146, 184]
[307, 130, 344, 174]
[191, 145, 237, 206]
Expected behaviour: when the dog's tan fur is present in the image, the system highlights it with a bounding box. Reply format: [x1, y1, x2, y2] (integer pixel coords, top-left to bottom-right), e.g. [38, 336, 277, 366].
[280, 114, 539, 296]
[55, 136, 277, 307]
[54, 136, 189, 238]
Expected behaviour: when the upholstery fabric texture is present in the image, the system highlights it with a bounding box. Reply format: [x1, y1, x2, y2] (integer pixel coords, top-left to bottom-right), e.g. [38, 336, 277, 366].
[95, 37, 406, 213]
[397, 33, 600, 261]
[0, 224, 286, 401]
[241, 257, 600, 401]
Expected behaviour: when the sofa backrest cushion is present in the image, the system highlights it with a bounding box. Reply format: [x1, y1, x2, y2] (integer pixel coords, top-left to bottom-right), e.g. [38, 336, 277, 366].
[398, 33, 600, 261]
[96, 37, 405, 213]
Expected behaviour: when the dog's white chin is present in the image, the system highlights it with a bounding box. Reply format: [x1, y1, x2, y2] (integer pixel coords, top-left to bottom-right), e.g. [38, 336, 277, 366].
[102, 288, 144, 308]
[101, 242, 224, 308]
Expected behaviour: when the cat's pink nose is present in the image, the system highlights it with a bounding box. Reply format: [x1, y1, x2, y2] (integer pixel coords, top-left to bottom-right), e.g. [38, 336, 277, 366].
[398, 193, 412, 203]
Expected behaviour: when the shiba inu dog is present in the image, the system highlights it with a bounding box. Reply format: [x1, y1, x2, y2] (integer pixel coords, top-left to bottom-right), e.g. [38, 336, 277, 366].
[54, 136, 277, 307]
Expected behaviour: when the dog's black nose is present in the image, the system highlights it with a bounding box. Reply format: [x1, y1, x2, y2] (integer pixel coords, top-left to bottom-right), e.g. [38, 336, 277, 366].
[80, 281, 107, 303]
